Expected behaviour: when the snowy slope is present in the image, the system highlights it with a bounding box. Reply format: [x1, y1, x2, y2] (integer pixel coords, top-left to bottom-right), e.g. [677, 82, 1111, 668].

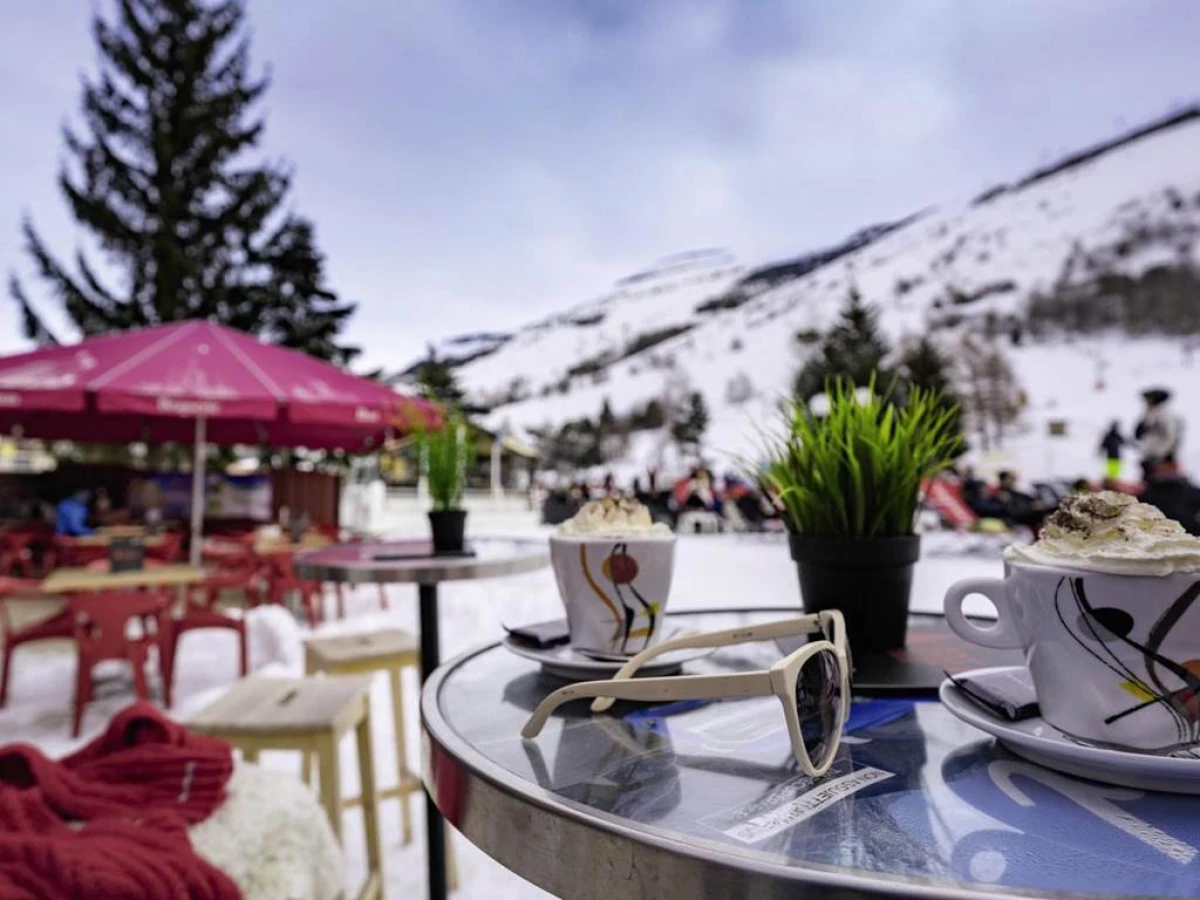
[456, 249, 743, 408]
[445, 111, 1200, 481]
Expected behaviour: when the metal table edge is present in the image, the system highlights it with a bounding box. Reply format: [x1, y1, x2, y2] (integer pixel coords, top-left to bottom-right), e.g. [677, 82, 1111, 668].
[293, 538, 549, 585]
[420, 633, 1061, 900]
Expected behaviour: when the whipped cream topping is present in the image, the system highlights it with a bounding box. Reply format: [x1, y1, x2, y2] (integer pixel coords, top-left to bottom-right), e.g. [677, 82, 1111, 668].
[555, 497, 674, 538]
[1005, 490, 1200, 576]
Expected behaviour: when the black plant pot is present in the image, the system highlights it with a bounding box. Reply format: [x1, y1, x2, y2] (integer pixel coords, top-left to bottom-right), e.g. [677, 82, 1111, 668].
[428, 509, 468, 554]
[788, 534, 921, 654]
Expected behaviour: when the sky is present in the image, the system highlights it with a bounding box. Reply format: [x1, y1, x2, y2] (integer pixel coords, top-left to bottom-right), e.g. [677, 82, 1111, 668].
[0, 0, 1196, 372]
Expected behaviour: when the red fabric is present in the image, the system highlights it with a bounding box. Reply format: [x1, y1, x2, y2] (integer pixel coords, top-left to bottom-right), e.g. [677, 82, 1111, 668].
[0, 703, 240, 900]
[0, 320, 437, 449]
[0, 702, 232, 824]
[0, 791, 238, 900]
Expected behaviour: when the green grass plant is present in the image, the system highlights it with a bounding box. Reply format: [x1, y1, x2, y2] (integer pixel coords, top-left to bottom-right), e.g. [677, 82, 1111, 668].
[417, 409, 467, 511]
[762, 379, 961, 538]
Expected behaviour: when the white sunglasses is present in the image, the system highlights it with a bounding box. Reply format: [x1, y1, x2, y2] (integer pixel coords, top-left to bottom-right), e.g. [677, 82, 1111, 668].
[521, 612, 851, 777]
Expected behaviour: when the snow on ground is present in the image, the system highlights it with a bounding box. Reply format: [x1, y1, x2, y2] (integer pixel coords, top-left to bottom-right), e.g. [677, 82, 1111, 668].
[0, 523, 1001, 899]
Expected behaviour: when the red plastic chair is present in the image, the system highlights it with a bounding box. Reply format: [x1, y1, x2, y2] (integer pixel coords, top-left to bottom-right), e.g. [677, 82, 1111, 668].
[266, 553, 321, 628]
[160, 558, 266, 707]
[69, 591, 169, 737]
[49, 537, 109, 570]
[314, 525, 389, 619]
[0, 579, 73, 707]
[145, 531, 184, 563]
[0, 530, 39, 579]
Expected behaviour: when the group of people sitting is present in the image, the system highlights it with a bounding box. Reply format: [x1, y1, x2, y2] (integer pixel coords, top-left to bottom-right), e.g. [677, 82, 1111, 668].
[958, 469, 1056, 531]
[948, 463, 1200, 537]
[541, 466, 779, 532]
[51, 479, 166, 537]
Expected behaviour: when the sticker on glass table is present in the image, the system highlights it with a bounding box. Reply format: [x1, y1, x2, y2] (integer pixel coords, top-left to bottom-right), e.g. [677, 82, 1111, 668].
[716, 766, 894, 845]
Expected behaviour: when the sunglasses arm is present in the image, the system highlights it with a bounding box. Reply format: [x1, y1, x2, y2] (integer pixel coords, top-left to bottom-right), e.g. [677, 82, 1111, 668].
[522, 671, 773, 739]
[591, 615, 827, 713]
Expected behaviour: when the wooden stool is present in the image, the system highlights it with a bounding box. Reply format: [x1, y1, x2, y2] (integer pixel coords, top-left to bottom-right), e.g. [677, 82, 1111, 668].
[189, 675, 382, 900]
[304, 629, 457, 891]
[303, 629, 420, 842]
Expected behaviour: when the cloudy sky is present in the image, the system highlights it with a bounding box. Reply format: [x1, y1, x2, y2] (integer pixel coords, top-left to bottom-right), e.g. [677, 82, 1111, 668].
[0, 0, 1195, 371]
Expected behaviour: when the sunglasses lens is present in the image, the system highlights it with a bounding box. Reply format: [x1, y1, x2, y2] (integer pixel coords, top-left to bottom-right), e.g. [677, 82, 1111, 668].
[795, 648, 843, 769]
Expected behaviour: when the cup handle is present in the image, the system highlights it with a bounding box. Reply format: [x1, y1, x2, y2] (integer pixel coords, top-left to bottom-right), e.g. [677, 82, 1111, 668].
[943, 578, 1022, 650]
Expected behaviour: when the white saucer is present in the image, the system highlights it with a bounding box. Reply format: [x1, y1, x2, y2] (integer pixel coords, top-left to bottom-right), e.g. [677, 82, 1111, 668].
[503, 626, 714, 681]
[940, 666, 1200, 795]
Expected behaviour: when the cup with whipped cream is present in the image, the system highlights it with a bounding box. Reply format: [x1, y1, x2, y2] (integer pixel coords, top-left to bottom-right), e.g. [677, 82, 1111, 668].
[550, 498, 676, 657]
[944, 491, 1200, 751]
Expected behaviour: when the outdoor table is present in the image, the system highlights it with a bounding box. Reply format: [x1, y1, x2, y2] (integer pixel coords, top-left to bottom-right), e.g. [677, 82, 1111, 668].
[422, 607, 1200, 900]
[97, 525, 149, 537]
[295, 537, 549, 900]
[253, 533, 332, 555]
[69, 530, 166, 548]
[40, 562, 205, 594]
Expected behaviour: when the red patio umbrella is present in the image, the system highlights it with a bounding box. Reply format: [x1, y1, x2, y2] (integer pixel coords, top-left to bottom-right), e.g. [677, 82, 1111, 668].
[0, 320, 437, 561]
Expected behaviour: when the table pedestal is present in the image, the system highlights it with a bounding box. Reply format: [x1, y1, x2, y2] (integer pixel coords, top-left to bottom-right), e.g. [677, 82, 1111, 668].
[292, 538, 550, 900]
[419, 583, 446, 900]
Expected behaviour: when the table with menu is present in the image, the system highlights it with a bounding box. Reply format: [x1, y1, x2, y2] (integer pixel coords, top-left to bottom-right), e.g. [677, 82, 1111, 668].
[423, 607, 1200, 900]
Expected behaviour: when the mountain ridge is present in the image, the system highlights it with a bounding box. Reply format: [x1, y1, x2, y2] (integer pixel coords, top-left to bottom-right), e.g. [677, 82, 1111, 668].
[428, 106, 1200, 481]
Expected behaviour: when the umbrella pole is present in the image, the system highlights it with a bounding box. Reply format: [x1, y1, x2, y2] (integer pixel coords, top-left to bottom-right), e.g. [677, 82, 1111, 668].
[190, 416, 207, 566]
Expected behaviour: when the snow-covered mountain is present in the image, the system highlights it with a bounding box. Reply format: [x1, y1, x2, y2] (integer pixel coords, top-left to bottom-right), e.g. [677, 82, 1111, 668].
[435, 108, 1200, 482]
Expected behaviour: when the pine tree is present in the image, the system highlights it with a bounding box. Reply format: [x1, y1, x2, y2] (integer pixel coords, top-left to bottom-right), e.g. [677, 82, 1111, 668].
[628, 399, 666, 431]
[598, 398, 617, 435]
[533, 418, 602, 470]
[899, 335, 965, 454]
[793, 288, 893, 402]
[413, 347, 465, 407]
[10, 0, 358, 363]
[596, 397, 627, 462]
[900, 336, 954, 398]
[670, 391, 709, 449]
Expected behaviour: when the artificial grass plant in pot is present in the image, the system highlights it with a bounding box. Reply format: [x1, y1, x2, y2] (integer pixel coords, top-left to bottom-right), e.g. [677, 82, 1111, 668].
[417, 410, 469, 553]
[762, 380, 961, 652]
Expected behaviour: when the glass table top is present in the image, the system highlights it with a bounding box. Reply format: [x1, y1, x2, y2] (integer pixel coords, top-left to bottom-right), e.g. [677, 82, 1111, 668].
[427, 609, 1200, 898]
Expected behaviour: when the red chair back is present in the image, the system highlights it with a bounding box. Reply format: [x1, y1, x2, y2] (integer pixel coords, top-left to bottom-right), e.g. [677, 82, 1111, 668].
[146, 531, 184, 563]
[52, 537, 108, 569]
[201, 537, 255, 565]
[0, 532, 38, 577]
[198, 555, 265, 600]
[69, 591, 167, 736]
[264, 552, 320, 626]
[0, 579, 50, 635]
[70, 591, 166, 657]
[0, 579, 73, 708]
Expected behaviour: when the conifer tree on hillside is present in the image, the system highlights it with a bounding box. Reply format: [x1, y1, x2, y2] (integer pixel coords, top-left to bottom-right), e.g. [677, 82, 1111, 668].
[413, 347, 466, 407]
[899, 335, 966, 454]
[670, 391, 709, 449]
[899, 336, 954, 398]
[598, 398, 617, 435]
[10, 0, 358, 363]
[793, 288, 893, 402]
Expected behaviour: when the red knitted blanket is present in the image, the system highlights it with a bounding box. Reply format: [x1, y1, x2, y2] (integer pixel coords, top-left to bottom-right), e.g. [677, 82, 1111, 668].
[0, 703, 241, 900]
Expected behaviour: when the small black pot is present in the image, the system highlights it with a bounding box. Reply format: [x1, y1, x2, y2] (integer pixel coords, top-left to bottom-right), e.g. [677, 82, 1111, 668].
[788, 534, 921, 653]
[428, 509, 468, 554]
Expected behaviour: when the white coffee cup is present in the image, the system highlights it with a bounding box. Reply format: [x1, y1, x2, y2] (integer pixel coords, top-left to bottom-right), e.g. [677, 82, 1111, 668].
[549, 534, 676, 656]
[945, 561, 1200, 752]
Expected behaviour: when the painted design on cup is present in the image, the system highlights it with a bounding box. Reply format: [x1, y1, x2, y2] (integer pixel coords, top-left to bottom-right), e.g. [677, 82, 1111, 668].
[1058, 575, 1200, 746]
[580, 542, 660, 654]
